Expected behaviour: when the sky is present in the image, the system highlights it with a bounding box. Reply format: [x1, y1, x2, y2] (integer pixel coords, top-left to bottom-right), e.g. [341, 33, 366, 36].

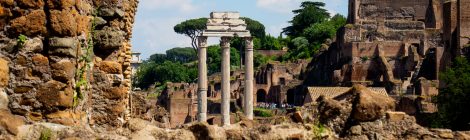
[130, 0, 348, 59]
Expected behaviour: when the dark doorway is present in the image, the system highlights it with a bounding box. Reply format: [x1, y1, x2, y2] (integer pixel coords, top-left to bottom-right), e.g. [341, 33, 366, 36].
[256, 89, 267, 103]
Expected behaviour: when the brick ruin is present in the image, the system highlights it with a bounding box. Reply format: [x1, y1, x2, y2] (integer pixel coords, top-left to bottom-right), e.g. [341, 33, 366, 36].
[0, 0, 138, 129]
[158, 60, 308, 127]
[306, 0, 470, 117]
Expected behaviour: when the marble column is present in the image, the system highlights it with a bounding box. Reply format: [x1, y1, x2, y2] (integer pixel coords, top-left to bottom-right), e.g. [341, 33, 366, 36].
[197, 36, 208, 122]
[220, 37, 231, 126]
[244, 37, 254, 120]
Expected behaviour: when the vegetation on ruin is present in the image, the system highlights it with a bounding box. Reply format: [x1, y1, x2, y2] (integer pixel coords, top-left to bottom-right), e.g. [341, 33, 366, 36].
[254, 108, 274, 117]
[39, 128, 52, 140]
[433, 57, 470, 130]
[74, 11, 97, 107]
[16, 34, 27, 48]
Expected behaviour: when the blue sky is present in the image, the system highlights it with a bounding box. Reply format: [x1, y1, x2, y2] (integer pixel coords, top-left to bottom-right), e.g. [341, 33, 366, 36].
[131, 0, 348, 59]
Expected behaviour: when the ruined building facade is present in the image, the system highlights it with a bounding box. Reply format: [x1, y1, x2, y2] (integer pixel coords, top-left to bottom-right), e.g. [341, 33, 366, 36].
[306, 0, 470, 115]
[0, 0, 139, 129]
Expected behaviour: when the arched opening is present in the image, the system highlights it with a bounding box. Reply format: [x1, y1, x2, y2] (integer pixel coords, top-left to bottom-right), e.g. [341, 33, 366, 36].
[256, 89, 267, 103]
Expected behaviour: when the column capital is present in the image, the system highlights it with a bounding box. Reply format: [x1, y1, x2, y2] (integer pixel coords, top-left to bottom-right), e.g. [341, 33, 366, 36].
[220, 37, 231, 48]
[245, 37, 254, 50]
[198, 36, 208, 48]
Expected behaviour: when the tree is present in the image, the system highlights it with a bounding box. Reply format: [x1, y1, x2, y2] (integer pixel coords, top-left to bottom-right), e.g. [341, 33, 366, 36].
[241, 17, 266, 38]
[207, 45, 241, 74]
[282, 1, 330, 37]
[166, 47, 197, 63]
[174, 18, 208, 51]
[260, 35, 282, 50]
[435, 57, 470, 130]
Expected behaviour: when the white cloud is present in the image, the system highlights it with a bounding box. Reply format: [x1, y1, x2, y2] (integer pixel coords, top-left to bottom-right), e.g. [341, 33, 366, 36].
[138, 0, 198, 13]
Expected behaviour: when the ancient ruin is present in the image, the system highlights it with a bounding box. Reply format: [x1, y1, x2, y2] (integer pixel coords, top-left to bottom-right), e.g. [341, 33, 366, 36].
[197, 12, 254, 125]
[0, 0, 470, 139]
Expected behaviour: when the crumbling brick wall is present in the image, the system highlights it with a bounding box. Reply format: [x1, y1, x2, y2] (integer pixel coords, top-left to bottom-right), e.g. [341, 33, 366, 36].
[0, 0, 138, 128]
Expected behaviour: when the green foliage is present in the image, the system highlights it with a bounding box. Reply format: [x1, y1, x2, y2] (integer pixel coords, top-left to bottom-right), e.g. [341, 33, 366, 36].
[254, 53, 276, 68]
[134, 61, 197, 89]
[174, 18, 208, 51]
[283, 1, 330, 37]
[360, 56, 369, 62]
[312, 122, 326, 140]
[241, 17, 266, 38]
[254, 108, 274, 117]
[434, 57, 470, 130]
[73, 12, 96, 107]
[17, 34, 27, 48]
[207, 45, 241, 74]
[260, 35, 282, 50]
[39, 128, 52, 140]
[166, 47, 197, 63]
[281, 4, 346, 61]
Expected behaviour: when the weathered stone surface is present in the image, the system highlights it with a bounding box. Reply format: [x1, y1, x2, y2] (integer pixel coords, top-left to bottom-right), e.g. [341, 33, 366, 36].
[0, 89, 8, 110]
[430, 129, 454, 139]
[0, 0, 14, 6]
[17, 0, 44, 8]
[50, 10, 78, 36]
[350, 125, 362, 135]
[51, 60, 75, 82]
[49, 37, 78, 57]
[98, 7, 115, 17]
[94, 17, 107, 26]
[27, 112, 43, 121]
[13, 86, 33, 93]
[46, 110, 85, 126]
[0, 58, 8, 87]
[103, 87, 127, 100]
[10, 10, 46, 36]
[100, 61, 122, 74]
[0, 109, 25, 135]
[94, 27, 125, 50]
[352, 85, 395, 122]
[32, 54, 49, 66]
[386, 111, 406, 122]
[128, 118, 148, 132]
[75, 15, 90, 36]
[46, 0, 76, 9]
[455, 131, 470, 140]
[37, 80, 74, 110]
[24, 38, 43, 53]
[293, 111, 303, 123]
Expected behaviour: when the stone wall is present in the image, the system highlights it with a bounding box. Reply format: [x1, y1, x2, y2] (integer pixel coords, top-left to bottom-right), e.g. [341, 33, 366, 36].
[0, 0, 138, 128]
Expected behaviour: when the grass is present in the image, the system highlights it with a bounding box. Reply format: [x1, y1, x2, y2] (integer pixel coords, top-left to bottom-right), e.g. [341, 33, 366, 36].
[254, 108, 274, 117]
[39, 128, 52, 140]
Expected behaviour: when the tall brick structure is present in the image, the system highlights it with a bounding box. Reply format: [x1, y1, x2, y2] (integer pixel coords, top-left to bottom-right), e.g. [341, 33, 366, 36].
[0, 0, 138, 128]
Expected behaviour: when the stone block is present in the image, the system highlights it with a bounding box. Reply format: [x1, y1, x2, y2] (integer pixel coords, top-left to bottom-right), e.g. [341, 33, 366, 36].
[210, 12, 240, 19]
[0, 58, 8, 88]
[27, 112, 43, 121]
[50, 10, 78, 36]
[206, 25, 247, 31]
[0, 89, 8, 110]
[49, 37, 78, 57]
[386, 111, 406, 122]
[0, 0, 14, 6]
[32, 54, 49, 66]
[430, 129, 454, 139]
[46, 0, 76, 9]
[104, 87, 127, 100]
[24, 38, 43, 53]
[46, 110, 85, 126]
[17, 0, 44, 8]
[94, 27, 125, 50]
[37, 80, 74, 110]
[51, 60, 75, 82]
[100, 61, 122, 74]
[9, 10, 47, 36]
[293, 111, 303, 123]
[0, 109, 25, 135]
[350, 125, 362, 135]
[454, 131, 470, 140]
[98, 7, 115, 17]
[207, 18, 246, 25]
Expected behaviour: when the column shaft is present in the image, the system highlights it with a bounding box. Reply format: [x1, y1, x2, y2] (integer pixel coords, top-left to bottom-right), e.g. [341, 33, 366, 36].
[221, 37, 231, 126]
[197, 36, 208, 122]
[244, 38, 254, 120]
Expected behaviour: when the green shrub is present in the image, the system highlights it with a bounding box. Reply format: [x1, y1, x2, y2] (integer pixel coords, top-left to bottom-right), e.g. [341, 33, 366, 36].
[254, 108, 273, 117]
[39, 128, 52, 140]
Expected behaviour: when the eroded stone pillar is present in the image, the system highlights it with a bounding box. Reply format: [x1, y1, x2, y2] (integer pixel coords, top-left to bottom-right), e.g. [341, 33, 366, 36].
[197, 36, 208, 122]
[244, 37, 254, 120]
[221, 37, 231, 126]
